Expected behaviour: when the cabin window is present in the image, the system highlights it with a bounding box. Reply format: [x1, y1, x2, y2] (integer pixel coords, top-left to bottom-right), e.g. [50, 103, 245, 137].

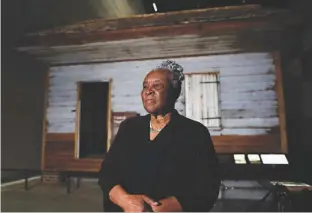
[184, 73, 221, 128]
[76, 81, 111, 159]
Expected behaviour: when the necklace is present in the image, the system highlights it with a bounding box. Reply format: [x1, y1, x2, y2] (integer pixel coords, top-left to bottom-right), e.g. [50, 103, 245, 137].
[150, 121, 163, 133]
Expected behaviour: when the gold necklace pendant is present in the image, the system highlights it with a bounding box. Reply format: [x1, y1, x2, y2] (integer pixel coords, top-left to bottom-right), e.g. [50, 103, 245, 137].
[150, 121, 162, 132]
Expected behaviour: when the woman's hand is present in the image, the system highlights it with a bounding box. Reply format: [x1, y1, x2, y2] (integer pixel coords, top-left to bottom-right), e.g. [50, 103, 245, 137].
[121, 194, 160, 212]
[109, 185, 145, 212]
[142, 196, 182, 212]
[109, 185, 160, 212]
[120, 194, 146, 212]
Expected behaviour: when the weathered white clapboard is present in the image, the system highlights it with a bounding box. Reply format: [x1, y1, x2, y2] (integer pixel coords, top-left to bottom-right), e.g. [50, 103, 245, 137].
[47, 52, 279, 136]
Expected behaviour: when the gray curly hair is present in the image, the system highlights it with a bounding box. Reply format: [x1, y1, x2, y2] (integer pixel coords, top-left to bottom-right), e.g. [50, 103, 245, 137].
[155, 60, 185, 100]
[156, 60, 185, 89]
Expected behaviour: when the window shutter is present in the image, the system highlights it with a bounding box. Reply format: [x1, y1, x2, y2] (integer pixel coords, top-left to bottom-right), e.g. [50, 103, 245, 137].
[185, 73, 221, 128]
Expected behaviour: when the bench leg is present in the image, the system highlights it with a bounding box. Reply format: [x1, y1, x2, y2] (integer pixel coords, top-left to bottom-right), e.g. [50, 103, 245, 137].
[77, 178, 81, 189]
[25, 177, 28, 190]
[66, 175, 71, 194]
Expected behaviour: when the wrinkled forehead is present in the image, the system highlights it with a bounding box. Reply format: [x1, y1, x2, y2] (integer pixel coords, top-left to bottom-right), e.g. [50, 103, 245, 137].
[143, 69, 172, 83]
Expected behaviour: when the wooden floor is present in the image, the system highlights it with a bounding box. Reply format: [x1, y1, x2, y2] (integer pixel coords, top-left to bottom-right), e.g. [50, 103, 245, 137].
[1, 179, 103, 212]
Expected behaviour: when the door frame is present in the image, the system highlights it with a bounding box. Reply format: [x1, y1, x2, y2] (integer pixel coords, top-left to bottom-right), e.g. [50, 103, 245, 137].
[74, 80, 112, 159]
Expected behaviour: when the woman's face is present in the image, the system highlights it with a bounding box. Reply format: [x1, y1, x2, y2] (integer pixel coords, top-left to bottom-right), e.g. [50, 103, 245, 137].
[141, 69, 173, 114]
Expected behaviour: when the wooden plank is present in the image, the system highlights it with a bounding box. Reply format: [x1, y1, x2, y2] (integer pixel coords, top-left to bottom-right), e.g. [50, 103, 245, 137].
[44, 138, 103, 172]
[19, 20, 275, 47]
[45, 158, 102, 172]
[222, 118, 279, 128]
[46, 133, 75, 142]
[44, 133, 280, 171]
[47, 53, 273, 78]
[209, 127, 279, 136]
[18, 4, 296, 47]
[221, 108, 278, 119]
[273, 52, 288, 153]
[47, 124, 75, 133]
[221, 101, 278, 110]
[220, 64, 275, 76]
[26, 5, 264, 35]
[63, 159, 102, 172]
[39, 42, 276, 67]
[45, 151, 74, 159]
[220, 90, 277, 102]
[212, 134, 280, 153]
[45, 139, 74, 169]
[41, 69, 50, 170]
[184, 71, 219, 76]
[220, 82, 276, 93]
[45, 141, 74, 152]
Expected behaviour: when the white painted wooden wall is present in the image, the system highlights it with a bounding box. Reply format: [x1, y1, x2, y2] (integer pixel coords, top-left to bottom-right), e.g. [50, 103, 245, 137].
[47, 52, 279, 135]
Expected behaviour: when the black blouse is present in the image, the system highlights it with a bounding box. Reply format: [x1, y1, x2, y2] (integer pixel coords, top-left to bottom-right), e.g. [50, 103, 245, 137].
[98, 110, 220, 212]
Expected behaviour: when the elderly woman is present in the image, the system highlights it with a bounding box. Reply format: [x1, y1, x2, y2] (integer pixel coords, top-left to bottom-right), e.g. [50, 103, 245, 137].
[98, 60, 220, 212]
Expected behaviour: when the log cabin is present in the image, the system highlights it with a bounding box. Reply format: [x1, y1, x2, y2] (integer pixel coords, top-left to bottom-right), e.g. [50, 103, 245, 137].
[16, 5, 301, 174]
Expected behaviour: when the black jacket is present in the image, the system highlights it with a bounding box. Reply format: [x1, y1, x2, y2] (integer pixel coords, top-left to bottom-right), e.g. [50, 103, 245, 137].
[98, 110, 220, 211]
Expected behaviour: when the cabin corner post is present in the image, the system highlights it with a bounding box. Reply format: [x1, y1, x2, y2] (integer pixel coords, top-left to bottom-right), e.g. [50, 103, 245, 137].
[41, 69, 50, 171]
[107, 79, 113, 152]
[74, 82, 82, 159]
[273, 51, 288, 153]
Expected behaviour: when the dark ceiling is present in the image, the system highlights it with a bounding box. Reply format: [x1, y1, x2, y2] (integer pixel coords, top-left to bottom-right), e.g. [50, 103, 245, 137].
[0, 0, 304, 51]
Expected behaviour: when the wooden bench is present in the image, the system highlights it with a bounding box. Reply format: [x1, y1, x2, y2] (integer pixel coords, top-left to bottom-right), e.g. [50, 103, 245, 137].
[2, 169, 99, 194]
[59, 171, 99, 193]
[1, 168, 42, 190]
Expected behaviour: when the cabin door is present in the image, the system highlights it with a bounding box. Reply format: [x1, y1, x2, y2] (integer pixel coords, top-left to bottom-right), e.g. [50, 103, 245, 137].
[76, 81, 111, 159]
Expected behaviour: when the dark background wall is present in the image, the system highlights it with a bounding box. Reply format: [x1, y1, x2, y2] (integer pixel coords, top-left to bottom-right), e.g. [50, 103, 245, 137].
[1, 50, 47, 181]
[1, 0, 145, 182]
[284, 0, 312, 183]
[1, 0, 50, 181]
